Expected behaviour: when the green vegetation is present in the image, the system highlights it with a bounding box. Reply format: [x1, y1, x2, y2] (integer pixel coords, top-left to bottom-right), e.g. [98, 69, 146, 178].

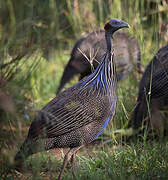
[3, 141, 168, 180]
[0, 0, 168, 179]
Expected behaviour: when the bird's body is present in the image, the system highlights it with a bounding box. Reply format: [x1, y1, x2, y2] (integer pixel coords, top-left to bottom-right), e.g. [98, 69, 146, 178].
[15, 19, 129, 179]
[56, 29, 140, 94]
[16, 52, 117, 158]
[130, 45, 168, 135]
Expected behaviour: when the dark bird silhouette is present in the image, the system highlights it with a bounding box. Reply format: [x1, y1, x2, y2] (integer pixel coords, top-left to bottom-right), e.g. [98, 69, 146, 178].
[130, 45, 168, 136]
[14, 19, 129, 180]
[56, 29, 140, 94]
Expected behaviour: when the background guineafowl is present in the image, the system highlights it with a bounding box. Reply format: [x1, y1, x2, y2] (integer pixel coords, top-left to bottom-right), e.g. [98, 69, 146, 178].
[56, 29, 140, 94]
[129, 45, 168, 136]
[14, 19, 129, 180]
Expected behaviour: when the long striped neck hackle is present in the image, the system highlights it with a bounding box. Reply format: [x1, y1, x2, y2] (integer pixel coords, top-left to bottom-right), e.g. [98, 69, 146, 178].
[104, 29, 117, 95]
[81, 28, 117, 96]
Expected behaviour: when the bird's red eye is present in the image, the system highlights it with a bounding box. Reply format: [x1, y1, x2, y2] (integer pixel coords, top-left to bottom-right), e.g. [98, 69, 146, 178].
[113, 21, 118, 24]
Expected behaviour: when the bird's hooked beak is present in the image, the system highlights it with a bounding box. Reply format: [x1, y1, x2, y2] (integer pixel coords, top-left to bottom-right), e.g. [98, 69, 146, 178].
[117, 20, 130, 29]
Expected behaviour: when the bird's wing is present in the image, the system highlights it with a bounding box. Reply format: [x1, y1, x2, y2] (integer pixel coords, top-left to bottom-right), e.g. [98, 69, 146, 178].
[140, 69, 168, 99]
[28, 86, 110, 139]
[150, 70, 168, 98]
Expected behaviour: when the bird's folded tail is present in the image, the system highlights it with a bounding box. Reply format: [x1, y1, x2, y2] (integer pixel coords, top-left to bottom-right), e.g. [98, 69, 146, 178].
[56, 60, 80, 94]
[15, 139, 34, 164]
[15, 138, 45, 164]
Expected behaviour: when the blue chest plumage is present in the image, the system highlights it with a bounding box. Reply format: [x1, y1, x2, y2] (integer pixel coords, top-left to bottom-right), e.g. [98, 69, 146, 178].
[81, 56, 109, 92]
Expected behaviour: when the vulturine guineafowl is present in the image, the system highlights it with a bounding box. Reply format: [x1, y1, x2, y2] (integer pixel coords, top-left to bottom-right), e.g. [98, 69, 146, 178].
[56, 29, 140, 94]
[14, 19, 129, 180]
[130, 45, 168, 136]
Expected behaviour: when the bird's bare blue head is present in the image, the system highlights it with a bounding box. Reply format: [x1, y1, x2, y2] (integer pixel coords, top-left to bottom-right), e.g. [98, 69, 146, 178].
[104, 19, 129, 35]
[104, 19, 129, 51]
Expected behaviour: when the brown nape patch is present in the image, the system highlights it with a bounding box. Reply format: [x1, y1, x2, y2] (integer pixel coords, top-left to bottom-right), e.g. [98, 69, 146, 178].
[104, 23, 112, 30]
